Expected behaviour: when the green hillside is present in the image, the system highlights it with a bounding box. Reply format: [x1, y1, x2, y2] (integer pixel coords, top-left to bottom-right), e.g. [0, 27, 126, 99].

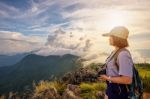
[0, 54, 83, 94]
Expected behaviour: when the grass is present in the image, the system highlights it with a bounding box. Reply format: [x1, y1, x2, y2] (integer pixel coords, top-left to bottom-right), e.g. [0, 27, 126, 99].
[135, 63, 150, 92]
[80, 82, 106, 92]
[80, 82, 106, 99]
[34, 80, 66, 95]
[34, 81, 107, 99]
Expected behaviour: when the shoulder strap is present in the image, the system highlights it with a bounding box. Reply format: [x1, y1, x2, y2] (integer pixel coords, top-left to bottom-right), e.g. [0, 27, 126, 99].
[102, 48, 128, 68]
[101, 51, 114, 67]
[114, 48, 129, 71]
[103, 48, 125, 67]
[113, 48, 131, 92]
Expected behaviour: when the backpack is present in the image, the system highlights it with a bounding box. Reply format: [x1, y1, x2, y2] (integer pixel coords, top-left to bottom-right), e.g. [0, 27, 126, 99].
[113, 48, 144, 99]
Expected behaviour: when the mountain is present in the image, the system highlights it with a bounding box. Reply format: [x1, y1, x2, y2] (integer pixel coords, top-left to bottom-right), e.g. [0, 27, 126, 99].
[0, 49, 42, 67]
[0, 53, 28, 67]
[0, 54, 83, 94]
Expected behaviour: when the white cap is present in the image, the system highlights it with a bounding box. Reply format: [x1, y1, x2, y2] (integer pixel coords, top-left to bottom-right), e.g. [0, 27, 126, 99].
[102, 26, 129, 39]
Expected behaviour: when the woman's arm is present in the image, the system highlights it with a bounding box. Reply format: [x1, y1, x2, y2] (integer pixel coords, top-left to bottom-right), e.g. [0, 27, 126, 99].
[98, 74, 132, 84]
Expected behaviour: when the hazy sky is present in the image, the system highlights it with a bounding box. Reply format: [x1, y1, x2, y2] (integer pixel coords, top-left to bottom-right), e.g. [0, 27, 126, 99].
[0, 0, 150, 64]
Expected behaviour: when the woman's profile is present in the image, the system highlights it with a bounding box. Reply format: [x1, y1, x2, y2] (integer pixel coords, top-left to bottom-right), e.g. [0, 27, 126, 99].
[99, 26, 134, 99]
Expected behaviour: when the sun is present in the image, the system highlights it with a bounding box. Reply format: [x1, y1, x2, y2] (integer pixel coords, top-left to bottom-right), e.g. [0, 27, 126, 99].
[105, 10, 128, 29]
[109, 11, 125, 26]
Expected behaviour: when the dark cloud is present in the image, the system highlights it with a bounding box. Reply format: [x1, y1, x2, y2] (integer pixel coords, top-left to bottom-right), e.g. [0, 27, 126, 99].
[45, 35, 56, 46]
[45, 28, 66, 46]
[54, 28, 66, 35]
[83, 39, 92, 52]
[69, 32, 73, 38]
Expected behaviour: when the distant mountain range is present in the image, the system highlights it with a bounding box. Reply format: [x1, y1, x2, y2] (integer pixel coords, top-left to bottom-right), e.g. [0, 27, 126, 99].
[0, 49, 42, 67]
[0, 54, 83, 94]
[0, 53, 28, 67]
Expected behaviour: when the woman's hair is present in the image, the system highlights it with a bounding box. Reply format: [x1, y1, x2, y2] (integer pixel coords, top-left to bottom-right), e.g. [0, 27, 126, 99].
[111, 35, 129, 48]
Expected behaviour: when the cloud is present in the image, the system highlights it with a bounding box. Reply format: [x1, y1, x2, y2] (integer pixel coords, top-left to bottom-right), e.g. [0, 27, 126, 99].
[0, 2, 20, 18]
[0, 0, 150, 65]
[36, 29, 111, 66]
[136, 49, 150, 58]
[0, 0, 66, 33]
[1, 0, 150, 35]
[129, 32, 150, 41]
[130, 50, 150, 63]
[45, 29, 85, 50]
[0, 31, 45, 55]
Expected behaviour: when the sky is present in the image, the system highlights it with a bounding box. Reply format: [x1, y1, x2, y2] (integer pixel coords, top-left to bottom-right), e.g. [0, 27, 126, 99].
[0, 0, 150, 65]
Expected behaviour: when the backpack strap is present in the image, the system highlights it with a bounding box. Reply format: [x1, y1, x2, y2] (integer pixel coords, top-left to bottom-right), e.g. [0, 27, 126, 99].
[102, 48, 128, 69]
[113, 48, 131, 92]
[113, 48, 129, 71]
[101, 50, 117, 68]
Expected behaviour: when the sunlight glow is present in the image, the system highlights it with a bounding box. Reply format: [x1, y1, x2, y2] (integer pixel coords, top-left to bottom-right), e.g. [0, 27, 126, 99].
[105, 10, 128, 29]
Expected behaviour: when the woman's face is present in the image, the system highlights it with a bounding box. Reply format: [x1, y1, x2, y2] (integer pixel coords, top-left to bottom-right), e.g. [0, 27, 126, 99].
[109, 36, 114, 45]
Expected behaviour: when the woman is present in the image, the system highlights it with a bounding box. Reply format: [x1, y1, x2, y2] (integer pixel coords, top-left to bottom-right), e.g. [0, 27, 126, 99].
[99, 26, 134, 99]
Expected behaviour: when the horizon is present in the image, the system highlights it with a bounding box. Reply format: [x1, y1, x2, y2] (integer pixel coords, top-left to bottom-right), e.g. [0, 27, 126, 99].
[0, 0, 150, 64]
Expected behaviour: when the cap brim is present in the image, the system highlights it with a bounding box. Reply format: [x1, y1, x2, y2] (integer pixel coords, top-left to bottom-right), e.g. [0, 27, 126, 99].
[102, 33, 111, 37]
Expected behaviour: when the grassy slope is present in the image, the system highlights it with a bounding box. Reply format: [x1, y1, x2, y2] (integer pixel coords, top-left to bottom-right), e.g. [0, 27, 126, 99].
[135, 63, 150, 92]
[33, 63, 150, 99]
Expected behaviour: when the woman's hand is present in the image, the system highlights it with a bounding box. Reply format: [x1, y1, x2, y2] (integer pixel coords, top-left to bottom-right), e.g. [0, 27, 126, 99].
[98, 75, 132, 84]
[98, 75, 109, 81]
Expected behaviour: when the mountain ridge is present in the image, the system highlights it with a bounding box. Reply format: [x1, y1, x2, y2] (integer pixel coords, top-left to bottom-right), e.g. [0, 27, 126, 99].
[0, 53, 83, 94]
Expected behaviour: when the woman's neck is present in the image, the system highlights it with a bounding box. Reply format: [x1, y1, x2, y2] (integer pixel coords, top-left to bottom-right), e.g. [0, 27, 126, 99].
[114, 46, 119, 51]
